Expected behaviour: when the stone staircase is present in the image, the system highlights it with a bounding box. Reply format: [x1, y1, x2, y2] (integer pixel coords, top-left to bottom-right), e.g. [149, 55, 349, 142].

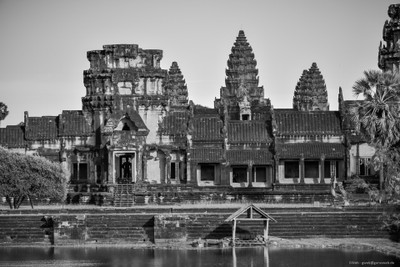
[185, 209, 390, 240]
[0, 215, 50, 244]
[113, 184, 135, 207]
[0, 207, 392, 245]
[85, 214, 154, 243]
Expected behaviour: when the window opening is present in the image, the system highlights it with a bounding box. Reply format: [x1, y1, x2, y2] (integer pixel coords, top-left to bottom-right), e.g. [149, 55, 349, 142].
[304, 161, 319, 178]
[200, 164, 215, 181]
[253, 166, 267, 182]
[284, 161, 299, 178]
[233, 166, 247, 183]
[170, 162, 176, 180]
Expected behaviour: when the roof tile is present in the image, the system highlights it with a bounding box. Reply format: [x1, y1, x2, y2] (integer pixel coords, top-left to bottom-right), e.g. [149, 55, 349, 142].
[0, 125, 25, 148]
[189, 148, 224, 162]
[276, 143, 345, 159]
[159, 111, 188, 135]
[59, 110, 93, 136]
[226, 150, 273, 164]
[274, 110, 342, 136]
[25, 116, 58, 140]
[192, 117, 223, 141]
[228, 121, 270, 143]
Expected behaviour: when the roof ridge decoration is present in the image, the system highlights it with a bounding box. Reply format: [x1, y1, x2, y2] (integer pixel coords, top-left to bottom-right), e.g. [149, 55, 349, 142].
[293, 62, 329, 111]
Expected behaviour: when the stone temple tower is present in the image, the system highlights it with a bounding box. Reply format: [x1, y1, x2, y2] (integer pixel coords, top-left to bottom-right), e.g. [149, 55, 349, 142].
[215, 30, 269, 121]
[81, 44, 170, 184]
[165, 62, 189, 106]
[293, 62, 329, 111]
[378, 4, 400, 72]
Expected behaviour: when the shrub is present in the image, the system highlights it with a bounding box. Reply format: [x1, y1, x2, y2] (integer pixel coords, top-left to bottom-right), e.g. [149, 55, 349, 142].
[0, 147, 67, 209]
[346, 176, 371, 194]
[381, 212, 400, 242]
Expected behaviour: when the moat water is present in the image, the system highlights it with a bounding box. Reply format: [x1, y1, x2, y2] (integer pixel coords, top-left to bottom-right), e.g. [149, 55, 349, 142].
[0, 246, 398, 267]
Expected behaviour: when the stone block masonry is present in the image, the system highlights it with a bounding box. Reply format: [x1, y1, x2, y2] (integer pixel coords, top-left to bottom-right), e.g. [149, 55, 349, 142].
[0, 207, 393, 246]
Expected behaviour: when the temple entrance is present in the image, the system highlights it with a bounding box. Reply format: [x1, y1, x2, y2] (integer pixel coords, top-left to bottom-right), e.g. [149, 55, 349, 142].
[113, 152, 136, 183]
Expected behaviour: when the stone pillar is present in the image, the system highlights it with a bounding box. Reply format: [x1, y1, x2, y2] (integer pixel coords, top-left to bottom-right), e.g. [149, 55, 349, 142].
[109, 150, 114, 184]
[300, 154, 305, 184]
[143, 154, 148, 182]
[248, 161, 253, 187]
[356, 143, 360, 176]
[186, 160, 192, 184]
[320, 154, 325, 184]
[178, 158, 184, 184]
[274, 155, 280, 184]
[166, 155, 171, 184]
[136, 150, 142, 183]
[143, 78, 148, 95]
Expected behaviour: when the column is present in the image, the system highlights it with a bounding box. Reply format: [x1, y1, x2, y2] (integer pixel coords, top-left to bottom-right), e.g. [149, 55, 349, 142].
[165, 154, 171, 184]
[143, 153, 148, 182]
[300, 153, 305, 184]
[248, 161, 253, 187]
[274, 155, 280, 184]
[132, 152, 144, 183]
[320, 154, 325, 184]
[109, 151, 114, 184]
[186, 161, 192, 184]
[356, 143, 360, 176]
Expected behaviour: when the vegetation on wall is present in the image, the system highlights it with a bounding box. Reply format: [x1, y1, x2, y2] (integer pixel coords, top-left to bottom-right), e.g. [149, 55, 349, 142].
[0, 147, 68, 209]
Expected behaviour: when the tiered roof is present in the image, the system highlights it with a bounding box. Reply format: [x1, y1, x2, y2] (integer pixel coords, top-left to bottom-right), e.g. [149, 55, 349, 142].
[59, 110, 93, 137]
[0, 125, 25, 148]
[25, 116, 58, 141]
[276, 143, 345, 159]
[293, 63, 329, 111]
[227, 121, 271, 144]
[192, 116, 224, 142]
[274, 110, 341, 136]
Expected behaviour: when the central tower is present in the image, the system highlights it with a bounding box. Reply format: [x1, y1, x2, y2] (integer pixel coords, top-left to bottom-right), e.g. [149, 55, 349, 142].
[215, 30, 268, 121]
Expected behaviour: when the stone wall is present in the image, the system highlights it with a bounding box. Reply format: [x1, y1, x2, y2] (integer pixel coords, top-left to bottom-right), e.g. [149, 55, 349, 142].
[0, 207, 393, 245]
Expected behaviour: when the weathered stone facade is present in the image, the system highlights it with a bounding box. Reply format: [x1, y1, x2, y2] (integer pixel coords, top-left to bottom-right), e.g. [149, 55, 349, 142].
[2, 4, 398, 198]
[378, 3, 400, 72]
[0, 32, 364, 191]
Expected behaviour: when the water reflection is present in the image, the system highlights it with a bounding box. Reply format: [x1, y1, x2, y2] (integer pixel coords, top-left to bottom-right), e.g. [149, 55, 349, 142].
[0, 246, 398, 267]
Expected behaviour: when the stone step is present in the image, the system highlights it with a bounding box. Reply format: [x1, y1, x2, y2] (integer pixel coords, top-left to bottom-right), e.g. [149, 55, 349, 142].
[87, 234, 148, 239]
[88, 227, 146, 232]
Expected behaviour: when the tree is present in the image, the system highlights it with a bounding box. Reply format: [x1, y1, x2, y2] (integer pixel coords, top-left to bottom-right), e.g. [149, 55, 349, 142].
[352, 70, 400, 192]
[0, 147, 67, 209]
[0, 102, 9, 126]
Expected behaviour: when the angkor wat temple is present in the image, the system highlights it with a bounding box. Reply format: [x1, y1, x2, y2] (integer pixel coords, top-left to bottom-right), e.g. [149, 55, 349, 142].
[1, 4, 399, 204]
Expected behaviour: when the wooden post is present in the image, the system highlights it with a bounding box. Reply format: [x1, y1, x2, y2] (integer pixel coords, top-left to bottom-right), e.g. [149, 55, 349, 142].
[232, 219, 237, 247]
[232, 247, 237, 267]
[264, 219, 270, 241]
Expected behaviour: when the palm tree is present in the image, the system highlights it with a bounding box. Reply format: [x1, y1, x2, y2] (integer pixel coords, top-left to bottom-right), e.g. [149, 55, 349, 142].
[0, 102, 9, 127]
[352, 70, 400, 190]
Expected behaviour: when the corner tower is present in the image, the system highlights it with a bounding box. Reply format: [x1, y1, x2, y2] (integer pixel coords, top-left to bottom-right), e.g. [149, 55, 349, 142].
[165, 62, 189, 106]
[378, 4, 400, 72]
[215, 30, 269, 121]
[293, 62, 329, 111]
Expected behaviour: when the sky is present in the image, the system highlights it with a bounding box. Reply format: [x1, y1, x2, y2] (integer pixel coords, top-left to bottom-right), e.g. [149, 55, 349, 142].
[0, 0, 396, 126]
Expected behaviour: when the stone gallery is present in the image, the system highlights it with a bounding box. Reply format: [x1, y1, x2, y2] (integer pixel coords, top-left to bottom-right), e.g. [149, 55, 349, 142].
[1, 4, 399, 202]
